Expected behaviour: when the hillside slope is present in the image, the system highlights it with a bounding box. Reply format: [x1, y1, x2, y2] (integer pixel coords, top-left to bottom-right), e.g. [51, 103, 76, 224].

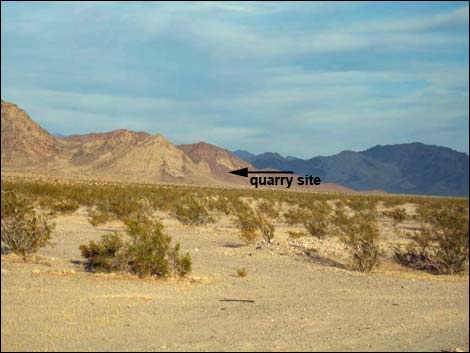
[1, 101, 63, 168]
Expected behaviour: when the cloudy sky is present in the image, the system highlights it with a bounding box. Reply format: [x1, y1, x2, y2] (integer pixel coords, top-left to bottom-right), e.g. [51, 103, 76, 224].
[1, 1, 469, 157]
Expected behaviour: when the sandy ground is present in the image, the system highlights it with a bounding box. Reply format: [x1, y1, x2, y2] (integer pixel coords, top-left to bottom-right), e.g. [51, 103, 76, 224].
[1, 209, 469, 352]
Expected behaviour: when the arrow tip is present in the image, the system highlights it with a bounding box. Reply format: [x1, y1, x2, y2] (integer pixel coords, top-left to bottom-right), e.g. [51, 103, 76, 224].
[229, 167, 248, 177]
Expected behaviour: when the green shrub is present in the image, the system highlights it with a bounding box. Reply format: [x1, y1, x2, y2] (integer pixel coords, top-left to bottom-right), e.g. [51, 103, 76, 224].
[172, 197, 213, 225]
[257, 200, 280, 219]
[1, 191, 54, 255]
[339, 213, 380, 273]
[283, 207, 311, 225]
[80, 216, 192, 277]
[79, 232, 125, 272]
[395, 205, 469, 275]
[96, 195, 149, 222]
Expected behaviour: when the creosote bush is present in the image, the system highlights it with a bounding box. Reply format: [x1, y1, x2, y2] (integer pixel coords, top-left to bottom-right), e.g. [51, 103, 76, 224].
[1, 191, 54, 255]
[88, 209, 114, 227]
[383, 207, 407, 224]
[339, 213, 380, 273]
[80, 216, 192, 277]
[79, 232, 125, 272]
[394, 205, 469, 275]
[257, 200, 280, 219]
[304, 210, 328, 239]
[237, 209, 275, 245]
[172, 197, 213, 225]
[283, 207, 311, 225]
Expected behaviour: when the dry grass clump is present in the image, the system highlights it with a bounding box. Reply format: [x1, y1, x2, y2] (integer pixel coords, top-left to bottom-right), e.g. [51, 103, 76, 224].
[395, 205, 469, 275]
[236, 267, 248, 277]
[80, 216, 192, 277]
[1, 191, 54, 255]
[287, 230, 308, 239]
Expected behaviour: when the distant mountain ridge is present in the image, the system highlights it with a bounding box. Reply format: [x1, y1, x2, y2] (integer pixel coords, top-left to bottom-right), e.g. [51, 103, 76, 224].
[3, 99, 466, 196]
[234, 144, 469, 196]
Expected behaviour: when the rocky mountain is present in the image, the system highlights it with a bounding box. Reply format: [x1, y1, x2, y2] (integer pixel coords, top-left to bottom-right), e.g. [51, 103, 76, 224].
[234, 144, 469, 196]
[1, 101, 214, 184]
[1, 100, 351, 192]
[178, 142, 252, 185]
[1, 100, 63, 168]
[61, 131, 214, 184]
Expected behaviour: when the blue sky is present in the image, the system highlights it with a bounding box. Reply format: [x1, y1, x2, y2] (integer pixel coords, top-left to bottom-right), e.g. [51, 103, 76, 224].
[1, 1, 469, 157]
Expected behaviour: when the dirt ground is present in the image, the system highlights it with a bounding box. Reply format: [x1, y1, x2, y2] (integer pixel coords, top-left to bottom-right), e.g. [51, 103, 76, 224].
[1, 208, 469, 352]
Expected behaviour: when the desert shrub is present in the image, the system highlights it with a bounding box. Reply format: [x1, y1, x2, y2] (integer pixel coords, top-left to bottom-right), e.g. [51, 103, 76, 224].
[339, 213, 380, 273]
[96, 194, 149, 222]
[330, 209, 350, 232]
[257, 200, 280, 219]
[172, 197, 213, 225]
[333, 200, 345, 210]
[283, 207, 311, 225]
[79, 232, 125, 272]
[287, 230, 307, 239]
[236, 268, 248, 277]
[394, 205, 469, 275]
[236, 209, 275, 245]
[383, 207, 407, 223]
[347, 195, 378, 213]
[382, 198, 404, 208]
[304, 210, 328, 239]
[50, 199, 80, 214]
[124, 216, 191, 277]
[1, 191, 54, 255]
[88, 208, 114, 226]
[206, 196, 232, 215]
[80, 216, 192, 277]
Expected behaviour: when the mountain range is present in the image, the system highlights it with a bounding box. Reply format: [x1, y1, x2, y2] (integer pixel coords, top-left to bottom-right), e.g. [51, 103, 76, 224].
[234, 143, 469, 196]
[2, 100, 467, 196]
[0, 100, 351, 193]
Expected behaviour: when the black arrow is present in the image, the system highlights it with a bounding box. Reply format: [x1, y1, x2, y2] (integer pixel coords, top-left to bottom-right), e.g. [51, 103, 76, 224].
[229, 167, 294, 178]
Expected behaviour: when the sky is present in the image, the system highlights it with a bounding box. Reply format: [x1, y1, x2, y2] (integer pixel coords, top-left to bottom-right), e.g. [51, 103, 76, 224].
[1, 1, 469, 158]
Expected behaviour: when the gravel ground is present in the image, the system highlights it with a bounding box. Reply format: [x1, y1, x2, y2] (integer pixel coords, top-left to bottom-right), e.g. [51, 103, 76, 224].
[1, 210, 468, 351]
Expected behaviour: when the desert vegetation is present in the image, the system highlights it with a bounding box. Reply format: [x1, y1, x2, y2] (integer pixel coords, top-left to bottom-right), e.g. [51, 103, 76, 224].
[80, 215, 191, 277]
[1, 176, 468, 275]
[1, 191, 54, 255]
[395, 204, 469, 274]
[236, 208, 275, 245]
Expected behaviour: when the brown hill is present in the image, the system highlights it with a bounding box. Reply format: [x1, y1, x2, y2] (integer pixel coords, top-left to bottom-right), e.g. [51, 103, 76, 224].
[63, 129, 150, 147]
[61, 132, 214, 184]
[178, 142, 253, 185]
[1, 100, 356, 192]
[1, 100, 63, 168]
